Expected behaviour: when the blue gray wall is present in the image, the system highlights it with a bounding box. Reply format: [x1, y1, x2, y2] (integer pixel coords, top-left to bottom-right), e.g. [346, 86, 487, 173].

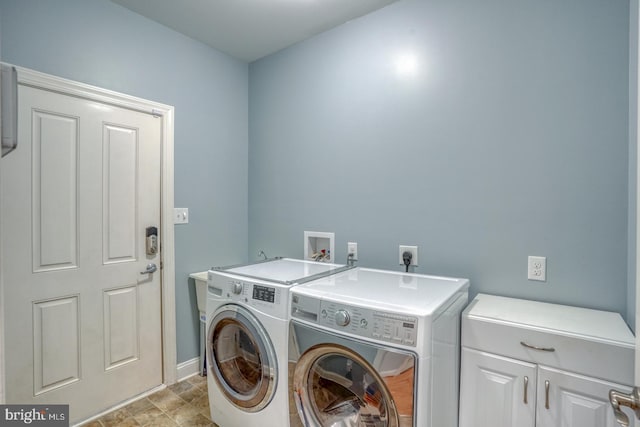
[249, 0, 631, 317]
[0, 0, 634, 367]
[0, 0, 249, 363]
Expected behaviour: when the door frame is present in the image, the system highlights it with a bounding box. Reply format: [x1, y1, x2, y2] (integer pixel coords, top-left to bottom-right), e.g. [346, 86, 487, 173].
[0, 64, 177, 403]
[633, 0, 640, 387]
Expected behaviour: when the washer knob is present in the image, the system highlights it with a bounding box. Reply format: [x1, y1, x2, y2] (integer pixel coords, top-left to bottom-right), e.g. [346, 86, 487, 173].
[232, 282, 243, 295]
[335, 310, 351, 327]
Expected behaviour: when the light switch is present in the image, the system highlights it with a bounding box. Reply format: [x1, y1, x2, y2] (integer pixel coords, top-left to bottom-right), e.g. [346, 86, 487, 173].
[174, 208, 189, 224]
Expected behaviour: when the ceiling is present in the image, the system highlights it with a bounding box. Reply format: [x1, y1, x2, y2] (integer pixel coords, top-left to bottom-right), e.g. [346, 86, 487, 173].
[110, 0, 397, 63]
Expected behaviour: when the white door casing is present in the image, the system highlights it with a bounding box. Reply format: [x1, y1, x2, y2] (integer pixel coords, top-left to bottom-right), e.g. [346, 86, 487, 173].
[0, 63, 4, 406]
[611, 0, 640, 414]
[0, 65, 176, 420]
[633, 0, 640, 403]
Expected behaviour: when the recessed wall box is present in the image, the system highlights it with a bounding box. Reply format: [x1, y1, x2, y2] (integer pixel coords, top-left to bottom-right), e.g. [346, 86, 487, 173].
[304, 231, 335, 262]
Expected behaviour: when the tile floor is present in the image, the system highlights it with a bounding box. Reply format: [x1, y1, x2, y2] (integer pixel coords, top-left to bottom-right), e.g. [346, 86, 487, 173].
[82, 374, 218, 427]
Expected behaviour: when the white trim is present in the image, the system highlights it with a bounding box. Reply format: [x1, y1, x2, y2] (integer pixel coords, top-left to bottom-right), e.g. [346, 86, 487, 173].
[0, 65, 4, 404]
[0, 63, 177, 398]
[177, 357, 202, 382]
[634, 0, 640, 386]
[76, 358, 200, 426]
[160, 95, 177, 386]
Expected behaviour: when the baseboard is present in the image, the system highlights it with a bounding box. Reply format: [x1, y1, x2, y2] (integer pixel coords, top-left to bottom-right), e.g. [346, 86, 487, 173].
[177, 356, 202, 382]
[73, 384, 166, 426]
[71, 358, 201, 425]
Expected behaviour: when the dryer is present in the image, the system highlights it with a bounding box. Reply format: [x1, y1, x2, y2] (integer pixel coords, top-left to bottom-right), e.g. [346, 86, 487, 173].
[288, 268, 469, 427]
[206, 257, 353, 427]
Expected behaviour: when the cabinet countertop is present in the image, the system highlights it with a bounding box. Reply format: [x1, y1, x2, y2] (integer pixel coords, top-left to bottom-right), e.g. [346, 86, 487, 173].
[465, 293, 634, 347]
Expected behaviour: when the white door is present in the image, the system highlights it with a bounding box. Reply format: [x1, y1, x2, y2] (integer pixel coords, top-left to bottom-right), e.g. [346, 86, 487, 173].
[1, 81, 163, 423]
[458, 348, 537, 427]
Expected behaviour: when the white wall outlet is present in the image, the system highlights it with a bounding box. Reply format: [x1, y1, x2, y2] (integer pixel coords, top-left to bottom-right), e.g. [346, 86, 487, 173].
[528, 256, 546, 281]
[399, 245, 418, 267]
[347, 242, 358, 261]
[174, 208, 189, 224]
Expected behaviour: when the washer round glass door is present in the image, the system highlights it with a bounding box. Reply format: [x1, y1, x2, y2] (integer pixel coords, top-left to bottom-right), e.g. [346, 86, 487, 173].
[293, 343, 401, 427]
[207, 304, 277, 411]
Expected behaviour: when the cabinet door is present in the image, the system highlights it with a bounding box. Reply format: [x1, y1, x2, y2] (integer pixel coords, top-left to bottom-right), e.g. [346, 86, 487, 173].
[459, 348, 537, 427]
[537, 366, 635, 427]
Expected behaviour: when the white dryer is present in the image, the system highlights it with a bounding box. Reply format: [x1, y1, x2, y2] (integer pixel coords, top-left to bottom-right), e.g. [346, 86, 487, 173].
[206, 257, 353, 427]
[288, 268, 470, 427]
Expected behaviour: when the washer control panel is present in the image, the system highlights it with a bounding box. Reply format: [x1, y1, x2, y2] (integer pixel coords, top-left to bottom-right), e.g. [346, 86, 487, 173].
[209, 271, 284, 315]
[291, 294, 418, 347]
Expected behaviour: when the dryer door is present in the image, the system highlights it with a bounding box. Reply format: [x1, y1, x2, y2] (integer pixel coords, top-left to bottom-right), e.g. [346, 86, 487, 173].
[207, 304, 277, 411]
[292, 326, 415, 427]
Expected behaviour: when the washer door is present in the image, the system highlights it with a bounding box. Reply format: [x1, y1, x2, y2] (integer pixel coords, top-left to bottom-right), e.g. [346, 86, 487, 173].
[207, 304, 277, 411]
[293, 343, 404, 427]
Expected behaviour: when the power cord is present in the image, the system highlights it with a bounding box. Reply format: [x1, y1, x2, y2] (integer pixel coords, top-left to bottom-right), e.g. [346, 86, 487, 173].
[402, 251, 412, 272]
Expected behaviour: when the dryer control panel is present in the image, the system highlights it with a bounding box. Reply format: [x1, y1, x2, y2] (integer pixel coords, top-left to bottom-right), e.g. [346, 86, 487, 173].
[291, 294, 418, 347]
[208, 271, 288, 318]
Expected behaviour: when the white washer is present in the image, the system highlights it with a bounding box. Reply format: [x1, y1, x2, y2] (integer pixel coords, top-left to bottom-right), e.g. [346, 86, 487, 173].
[288, 268, 470, 427]
[206, 257, 352, 427]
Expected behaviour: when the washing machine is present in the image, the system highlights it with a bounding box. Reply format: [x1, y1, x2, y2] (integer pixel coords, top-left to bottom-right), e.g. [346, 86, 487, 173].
[206, 257, 353, 427]
[288, 268, 470, 427]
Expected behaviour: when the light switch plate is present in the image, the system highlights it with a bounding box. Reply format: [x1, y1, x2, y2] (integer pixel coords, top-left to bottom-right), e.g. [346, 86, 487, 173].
[174, 208, 189, 224]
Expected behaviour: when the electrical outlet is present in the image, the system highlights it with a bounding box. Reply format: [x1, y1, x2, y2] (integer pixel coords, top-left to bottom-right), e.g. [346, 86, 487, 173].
[399, 245, 418, 267]
[528, 256, 546, 281]
[174, 208, 189, 224]
[347, 242, 358, 260]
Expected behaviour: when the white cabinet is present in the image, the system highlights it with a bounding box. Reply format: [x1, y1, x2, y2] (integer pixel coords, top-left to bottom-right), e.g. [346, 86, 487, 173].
[459, 294, 635, 427]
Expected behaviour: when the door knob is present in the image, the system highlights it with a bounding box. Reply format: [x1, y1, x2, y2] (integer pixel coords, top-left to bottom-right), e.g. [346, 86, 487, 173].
[610, 387, 640, 427]
[140, 263, 157, 275]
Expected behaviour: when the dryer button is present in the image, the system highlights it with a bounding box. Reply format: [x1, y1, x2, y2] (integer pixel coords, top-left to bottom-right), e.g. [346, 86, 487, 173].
[232, 282, 243, 295]
[335, 310, 351, 327]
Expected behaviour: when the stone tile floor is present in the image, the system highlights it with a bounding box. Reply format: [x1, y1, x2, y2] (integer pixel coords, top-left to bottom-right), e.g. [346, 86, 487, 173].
[82, 374, 218, 427]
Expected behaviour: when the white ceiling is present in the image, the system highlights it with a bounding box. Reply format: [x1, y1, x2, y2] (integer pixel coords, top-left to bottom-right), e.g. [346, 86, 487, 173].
[110, 0, 397, 63]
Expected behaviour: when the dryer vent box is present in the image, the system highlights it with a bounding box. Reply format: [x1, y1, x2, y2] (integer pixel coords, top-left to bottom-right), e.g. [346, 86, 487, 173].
[304, 231, 334, 263]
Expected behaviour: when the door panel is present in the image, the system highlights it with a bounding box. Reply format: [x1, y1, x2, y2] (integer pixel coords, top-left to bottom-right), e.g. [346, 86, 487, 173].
[1, 83, 162, 423]
[459, 348, 536, 427]
[103, 286, 139, 370]
[33, 296, 80, 394]
[539, 366, 634, 427]
[32, 110, 79, 271]
[103, 124, 138, 263]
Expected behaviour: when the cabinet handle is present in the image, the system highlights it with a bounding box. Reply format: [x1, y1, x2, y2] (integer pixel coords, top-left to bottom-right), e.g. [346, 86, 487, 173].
[523, 376, 528, 404]
[545, 380, 550, 409]
[520, 341, 555, 352]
